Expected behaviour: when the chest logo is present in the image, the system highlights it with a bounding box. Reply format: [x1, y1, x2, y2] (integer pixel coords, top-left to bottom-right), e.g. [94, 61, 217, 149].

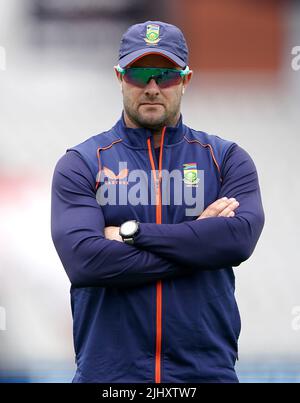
[103, 166, 129, 184]
[183, 163, 199, 185]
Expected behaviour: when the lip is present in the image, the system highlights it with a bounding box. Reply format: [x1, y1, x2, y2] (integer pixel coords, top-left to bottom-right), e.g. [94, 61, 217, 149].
[139, 103, 164, 106]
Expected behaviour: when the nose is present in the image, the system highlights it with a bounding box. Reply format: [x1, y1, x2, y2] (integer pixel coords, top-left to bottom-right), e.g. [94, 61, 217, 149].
[144, 78, 160, 96]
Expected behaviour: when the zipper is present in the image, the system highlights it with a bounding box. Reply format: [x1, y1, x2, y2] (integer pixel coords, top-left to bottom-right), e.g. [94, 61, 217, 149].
[146, 127, 166, 384]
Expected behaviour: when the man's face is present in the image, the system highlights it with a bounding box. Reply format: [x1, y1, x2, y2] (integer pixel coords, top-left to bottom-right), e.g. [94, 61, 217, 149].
[116, 54, 192, 130]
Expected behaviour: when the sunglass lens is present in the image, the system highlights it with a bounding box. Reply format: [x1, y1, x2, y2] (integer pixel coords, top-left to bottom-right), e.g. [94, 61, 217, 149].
[123, 69, 148, 87]
[123, 69, 182, 88]
[157, 71, 182, 88]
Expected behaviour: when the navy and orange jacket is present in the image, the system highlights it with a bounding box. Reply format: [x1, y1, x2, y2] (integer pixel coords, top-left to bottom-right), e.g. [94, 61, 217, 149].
[51, 114, 264, 383]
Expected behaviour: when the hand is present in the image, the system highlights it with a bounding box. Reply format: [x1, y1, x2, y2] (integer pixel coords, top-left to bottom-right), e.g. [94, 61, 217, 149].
[104, 226, 122, 242]
[197, 197, 239, 220]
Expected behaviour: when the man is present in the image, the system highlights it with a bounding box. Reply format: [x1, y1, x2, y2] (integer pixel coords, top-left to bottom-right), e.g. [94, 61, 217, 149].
[51, 21, 264, 383]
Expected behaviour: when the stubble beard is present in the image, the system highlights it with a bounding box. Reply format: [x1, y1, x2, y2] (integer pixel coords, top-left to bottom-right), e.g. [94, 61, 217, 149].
[124, 101, 181, 131]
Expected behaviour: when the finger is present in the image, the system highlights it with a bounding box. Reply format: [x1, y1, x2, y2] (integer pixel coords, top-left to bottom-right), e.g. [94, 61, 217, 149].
[210, 197, 237, 212]
[198, 197, 237, 219]
[218, 201, 239, 217]
[197, 198, 228, 219]
[209, 197, 230, 209]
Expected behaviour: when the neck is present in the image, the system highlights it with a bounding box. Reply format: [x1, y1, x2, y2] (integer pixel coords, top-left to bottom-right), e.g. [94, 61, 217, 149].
[123, 111, 180, 148]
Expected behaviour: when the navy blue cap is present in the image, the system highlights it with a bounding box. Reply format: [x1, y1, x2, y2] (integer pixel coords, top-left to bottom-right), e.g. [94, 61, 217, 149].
[118, 21, 188, 68]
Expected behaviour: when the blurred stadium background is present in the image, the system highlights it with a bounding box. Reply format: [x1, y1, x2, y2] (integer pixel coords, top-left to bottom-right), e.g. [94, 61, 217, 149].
[0, 0, 300, 383]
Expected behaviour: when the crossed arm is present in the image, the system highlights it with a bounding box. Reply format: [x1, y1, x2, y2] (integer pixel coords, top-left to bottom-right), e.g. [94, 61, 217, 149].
[52, 151, 192, 288]
[107, 145, 264, 269]
[51, 145, 264, 288]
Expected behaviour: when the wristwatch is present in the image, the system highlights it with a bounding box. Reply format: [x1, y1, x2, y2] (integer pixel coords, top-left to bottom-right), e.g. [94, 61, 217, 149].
[119, 220, 140, 245]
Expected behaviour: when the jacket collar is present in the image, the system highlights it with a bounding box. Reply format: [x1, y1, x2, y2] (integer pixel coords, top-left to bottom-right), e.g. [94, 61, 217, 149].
[113, 111, 186, 149]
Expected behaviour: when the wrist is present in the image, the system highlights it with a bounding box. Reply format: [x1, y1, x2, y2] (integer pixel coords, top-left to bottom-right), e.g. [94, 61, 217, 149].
[119, 220, 140, 245]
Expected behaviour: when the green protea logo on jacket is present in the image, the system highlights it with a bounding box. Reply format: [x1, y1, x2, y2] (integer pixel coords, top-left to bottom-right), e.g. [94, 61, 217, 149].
[144, 24, 161, 45]
[183, 163, 199, 185]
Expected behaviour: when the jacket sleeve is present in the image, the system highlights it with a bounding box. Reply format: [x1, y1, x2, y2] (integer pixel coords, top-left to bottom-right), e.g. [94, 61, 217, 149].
[51, 150, 189, 288]
[134, 144, 265, 269]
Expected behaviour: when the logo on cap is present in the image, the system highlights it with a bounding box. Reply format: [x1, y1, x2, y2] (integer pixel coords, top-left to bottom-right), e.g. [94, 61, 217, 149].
[144, 24, 160, 45]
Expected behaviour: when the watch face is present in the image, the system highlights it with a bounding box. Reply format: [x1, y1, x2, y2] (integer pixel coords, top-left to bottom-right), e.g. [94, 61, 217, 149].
[121, 220, 138, 237]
